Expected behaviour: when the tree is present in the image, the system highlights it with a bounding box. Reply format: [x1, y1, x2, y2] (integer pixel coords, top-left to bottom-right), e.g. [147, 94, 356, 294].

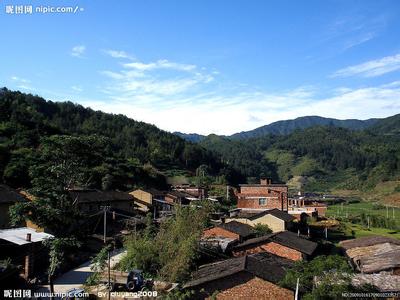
[280, 255, 353, 298]
[119, 206, 210, 283]
[253, 223, 272, 236]
[43, 237, 80, 297]
[9, 135, 107, 236]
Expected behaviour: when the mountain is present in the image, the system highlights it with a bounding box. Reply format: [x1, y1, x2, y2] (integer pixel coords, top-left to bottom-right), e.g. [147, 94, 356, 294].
[173, 132, 206, 143]
[0, 88, 231, 190]
[368, 113, 400, 136]
[198, 117, 400, 192]
[229, 116, 380, 139]
[175, 116, 381, 142]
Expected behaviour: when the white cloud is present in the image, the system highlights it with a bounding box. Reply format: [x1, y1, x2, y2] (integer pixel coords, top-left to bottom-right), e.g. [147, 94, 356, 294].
[11, 76, 35, 91]
[100, 53, 213, 99]
[103, 49, 133, 59]
[331, 53, 400, 78]
[11, 76, 30, 83]
[86, 76, 400, 135]
[71, 45, 86, 58]
[123, 59, 196, 72]
[71, 85, 83, 92]
[342, 32, 376, 50]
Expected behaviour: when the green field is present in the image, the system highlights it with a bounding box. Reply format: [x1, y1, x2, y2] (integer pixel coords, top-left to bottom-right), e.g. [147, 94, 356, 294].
[331, 222, 400, 242]
[326, 201, 400, 219]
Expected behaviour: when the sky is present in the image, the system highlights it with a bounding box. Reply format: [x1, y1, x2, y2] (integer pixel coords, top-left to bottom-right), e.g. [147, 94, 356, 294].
[1, 0, 400, 135]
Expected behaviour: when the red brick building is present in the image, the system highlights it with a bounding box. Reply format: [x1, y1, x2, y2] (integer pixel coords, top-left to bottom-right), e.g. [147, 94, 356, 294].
[232, 231, 318, 261]
[236, 178, 288, 211]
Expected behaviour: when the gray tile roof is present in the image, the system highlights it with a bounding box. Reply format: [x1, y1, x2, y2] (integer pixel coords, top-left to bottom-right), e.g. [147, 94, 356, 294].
[184, 252, 294, 288]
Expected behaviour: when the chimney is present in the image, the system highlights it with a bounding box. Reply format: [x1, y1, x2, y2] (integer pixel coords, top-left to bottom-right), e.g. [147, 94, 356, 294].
[260, 178, 268, 185]
[26, 233, 32, 242]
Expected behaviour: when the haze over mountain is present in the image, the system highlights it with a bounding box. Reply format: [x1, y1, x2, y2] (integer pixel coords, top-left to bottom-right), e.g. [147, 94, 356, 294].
[174, 115, 383, 142]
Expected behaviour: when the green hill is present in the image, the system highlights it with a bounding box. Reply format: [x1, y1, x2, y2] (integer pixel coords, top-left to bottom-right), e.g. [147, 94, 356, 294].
[0, 88, 231, 190]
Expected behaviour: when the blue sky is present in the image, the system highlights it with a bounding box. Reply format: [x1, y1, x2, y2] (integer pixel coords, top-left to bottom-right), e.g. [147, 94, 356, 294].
[1, 0, 400, 135]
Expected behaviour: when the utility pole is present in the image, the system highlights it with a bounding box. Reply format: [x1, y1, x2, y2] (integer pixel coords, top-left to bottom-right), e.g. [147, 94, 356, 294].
[386, 205, 389, 218]
[393, 207, 395, 219]
[100, 205, 111, 300]
[367, 216, 370, 229]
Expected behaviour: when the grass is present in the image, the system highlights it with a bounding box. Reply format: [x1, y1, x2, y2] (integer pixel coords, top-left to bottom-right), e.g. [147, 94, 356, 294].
[326, 201, 400, 219]
[324, 200, 400, 243]
[343, 222, 400, 240]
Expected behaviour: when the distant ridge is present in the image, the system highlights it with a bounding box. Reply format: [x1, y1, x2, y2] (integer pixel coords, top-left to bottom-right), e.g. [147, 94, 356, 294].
[175, 116, 381, 142]
[173, 132, 206, 143]
[229, 116, 380, 139]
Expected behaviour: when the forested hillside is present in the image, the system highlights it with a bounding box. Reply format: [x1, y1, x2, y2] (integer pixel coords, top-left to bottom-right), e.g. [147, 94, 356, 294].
[0, 88, 234, 190]
[176, 115, 381, 141]
[1, 88, 399, 198]
[200, 123, 400, 193]
[229, 115, 380, 139]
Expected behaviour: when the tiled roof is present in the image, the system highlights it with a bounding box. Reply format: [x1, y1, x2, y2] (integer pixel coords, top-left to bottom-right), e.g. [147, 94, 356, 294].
[184, 252, 294, 288]
[269, 231, 318, 255]
[218, 221, 255, 238]
[0, 185, 27, 204]
[69, 189, 134, 203]
[234, 231, 318, 256]
[266, 209, 296, 222]
[339, 236, 400, 250]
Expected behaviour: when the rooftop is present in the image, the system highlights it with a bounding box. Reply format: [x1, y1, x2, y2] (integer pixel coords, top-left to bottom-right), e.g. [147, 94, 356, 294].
[239, 184, 288, 187]
[184, 252, 294, 288]
[0, 227, 53, 245]
[265, 209, 296, 222]
[229, 208, 295, 222]
[218, 221, 255, 238]
[339, 236, 400, 250]
[0, 185, 27, 205]
[234, 231, 318, 256]
[69, 189, 134, 203]
[352, 272, 400, 292]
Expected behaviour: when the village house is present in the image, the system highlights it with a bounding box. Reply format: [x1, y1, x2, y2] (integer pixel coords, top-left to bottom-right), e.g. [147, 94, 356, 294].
[236, 178, 289, 211]
[164, 190, 191, 205]
[183, 252, 295, 299]
[0, 185, 27, 229]
[202, 221, 255, 243]
[287, 192, 327, 219]
[129, 188, 171, 214]
[0, 227, 53, 279]
[226, 208, 295, 232]
[69, 189, 136, 214]
[172, 184, 207, 199]
[339, 236, 400, 274]
[232, 230, 318, 261]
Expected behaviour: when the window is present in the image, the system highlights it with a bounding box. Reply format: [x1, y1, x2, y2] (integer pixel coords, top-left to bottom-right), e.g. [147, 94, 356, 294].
[259, 198, 267, 206]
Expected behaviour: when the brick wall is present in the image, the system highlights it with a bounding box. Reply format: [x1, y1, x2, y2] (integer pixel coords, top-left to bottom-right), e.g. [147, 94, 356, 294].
[203, 227, 240, 240]
[233, 241, 303, 261]
[238, 185, 288, 211]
